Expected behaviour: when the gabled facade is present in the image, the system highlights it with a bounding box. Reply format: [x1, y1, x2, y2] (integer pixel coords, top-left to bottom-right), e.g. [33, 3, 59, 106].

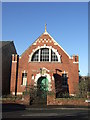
[10, 25, 79, 100]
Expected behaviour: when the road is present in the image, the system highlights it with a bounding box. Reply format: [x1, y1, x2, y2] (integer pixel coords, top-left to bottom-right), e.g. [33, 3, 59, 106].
[1, 103, 90, 120]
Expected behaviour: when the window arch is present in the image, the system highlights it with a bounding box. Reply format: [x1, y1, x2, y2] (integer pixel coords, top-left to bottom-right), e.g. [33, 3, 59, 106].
[30, 47, 61, 62]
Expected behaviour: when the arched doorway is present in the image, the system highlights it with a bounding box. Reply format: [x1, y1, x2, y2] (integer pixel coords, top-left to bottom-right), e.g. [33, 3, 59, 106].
[33, 71, 51, 105]
[37, 76, 48, 99]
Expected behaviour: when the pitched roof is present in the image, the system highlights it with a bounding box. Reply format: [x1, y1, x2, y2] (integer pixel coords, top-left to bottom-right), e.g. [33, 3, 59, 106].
[0, 41, 17, 54]
[0, 41, 13, 48]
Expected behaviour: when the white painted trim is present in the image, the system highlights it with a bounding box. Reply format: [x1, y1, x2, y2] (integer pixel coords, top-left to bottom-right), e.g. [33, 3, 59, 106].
[22, 70, 28, 73]
[12, 92, 15, 95]
[43, 31, 48, 35]
[52, 76, 54, 81]
[73, 62, 79, 64]
[33, 42, 36, 45]
[34, 71, 52, 91]
[17, 92, 22, 95]
[29, 45, 61, 63]
[32, 75, 34, 80]
[23, 70, 26, 73]
[85, 100, 90, 103]
[71, 56, 73, 59]
[12, 92, 22, 95]
[12, 61, 17, 63]
[32, 31, 72, 59]
[28, 55, 31, 62]
[43, 31, 71, 59]
[42, 67, 50, 72]
[39, 49, 41, 62]
[49, 48, 51, 62]
[61, 71, 68, 74]
[70, 94, 76, 96]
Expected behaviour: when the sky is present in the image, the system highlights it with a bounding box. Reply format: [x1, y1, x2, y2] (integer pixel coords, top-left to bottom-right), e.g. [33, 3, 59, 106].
[2, 2, 88, 76]
[89, 2, 90, 76]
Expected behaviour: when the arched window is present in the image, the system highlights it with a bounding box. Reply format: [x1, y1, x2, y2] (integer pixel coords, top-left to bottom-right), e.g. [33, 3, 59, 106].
[31, 47, 60, 62]
[31, 50, 39, 61]
[51, 50, 58, 61]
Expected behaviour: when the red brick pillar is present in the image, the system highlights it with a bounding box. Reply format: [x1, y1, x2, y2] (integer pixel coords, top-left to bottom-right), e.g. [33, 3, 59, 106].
[70, 55, 79, 95]
[47, 74, 56, 105]
[10, 54, 18, 95]
[73, 55, 79, 62]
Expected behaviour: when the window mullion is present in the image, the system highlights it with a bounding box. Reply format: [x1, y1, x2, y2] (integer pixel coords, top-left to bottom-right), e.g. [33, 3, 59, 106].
[39, 49, 41, 62]
[49, 48, 51, 62]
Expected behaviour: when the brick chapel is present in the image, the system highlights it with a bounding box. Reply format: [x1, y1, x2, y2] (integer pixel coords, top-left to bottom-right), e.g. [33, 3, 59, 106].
[10, 25, 79, 100]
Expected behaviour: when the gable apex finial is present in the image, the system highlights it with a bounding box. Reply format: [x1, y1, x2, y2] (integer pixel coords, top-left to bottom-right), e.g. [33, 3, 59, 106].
[45, 23, 47, 32]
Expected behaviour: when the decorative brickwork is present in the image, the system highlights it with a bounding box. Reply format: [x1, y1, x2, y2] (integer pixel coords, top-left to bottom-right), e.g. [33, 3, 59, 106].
[10, 28, 79, 105]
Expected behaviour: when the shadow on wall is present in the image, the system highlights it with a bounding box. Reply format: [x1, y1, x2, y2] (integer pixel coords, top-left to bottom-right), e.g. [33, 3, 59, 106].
[53, 69, 69, 98]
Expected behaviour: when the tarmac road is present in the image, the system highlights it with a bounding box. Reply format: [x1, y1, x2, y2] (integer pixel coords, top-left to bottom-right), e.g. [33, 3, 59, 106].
[1, 103, 90, 120]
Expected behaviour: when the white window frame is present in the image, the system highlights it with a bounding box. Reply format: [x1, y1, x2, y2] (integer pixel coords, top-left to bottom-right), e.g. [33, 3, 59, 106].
[22, 70, 27, 86]
[29, 45, 61, 63]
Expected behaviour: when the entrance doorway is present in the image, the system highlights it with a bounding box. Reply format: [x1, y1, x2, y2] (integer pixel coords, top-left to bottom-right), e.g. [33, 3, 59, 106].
[37, 76, 48, 98]
[32, 76, 48, 105]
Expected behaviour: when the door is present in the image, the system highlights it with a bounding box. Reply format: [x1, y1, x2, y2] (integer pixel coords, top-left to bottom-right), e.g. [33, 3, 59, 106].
[37, 77, 48, 98]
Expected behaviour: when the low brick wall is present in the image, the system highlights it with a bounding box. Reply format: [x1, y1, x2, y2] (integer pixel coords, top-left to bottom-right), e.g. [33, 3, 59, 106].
[21, 95, 30, 105]
[47, 95, 89, 106]
[47, 94, 55, 105]
[2, 95, 30, 105]
[2, 94, 89, 106]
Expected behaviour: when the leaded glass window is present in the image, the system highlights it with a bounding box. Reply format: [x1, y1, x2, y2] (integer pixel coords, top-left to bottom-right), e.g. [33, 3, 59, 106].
[31, 50, 39, 61]
[40, 48, 49, 61]
[51, 50, 58, 61]
[31, 47, 59, 62]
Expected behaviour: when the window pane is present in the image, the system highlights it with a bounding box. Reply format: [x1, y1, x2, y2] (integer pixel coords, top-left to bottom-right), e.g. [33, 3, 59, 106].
[62, 74, 67, 86]
[51, 50, 58, 61]
[31, 48, 59, 62]
[40, 48, 49, 61]
[31, 50, 39, 61]
[22, 73, 27, 85]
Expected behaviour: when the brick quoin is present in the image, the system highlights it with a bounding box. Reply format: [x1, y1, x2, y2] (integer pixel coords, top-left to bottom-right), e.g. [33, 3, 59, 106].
[10, 26, 79, 104]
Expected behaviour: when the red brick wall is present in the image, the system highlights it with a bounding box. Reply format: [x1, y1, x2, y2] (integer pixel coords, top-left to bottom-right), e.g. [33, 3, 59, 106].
[10, 33, 79, 97]
[47, 97, 88, 106]
[10, 54, 18, 95]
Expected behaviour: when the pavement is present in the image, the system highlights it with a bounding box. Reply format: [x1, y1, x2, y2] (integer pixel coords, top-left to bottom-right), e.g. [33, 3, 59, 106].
[1, 103, 90, 120]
